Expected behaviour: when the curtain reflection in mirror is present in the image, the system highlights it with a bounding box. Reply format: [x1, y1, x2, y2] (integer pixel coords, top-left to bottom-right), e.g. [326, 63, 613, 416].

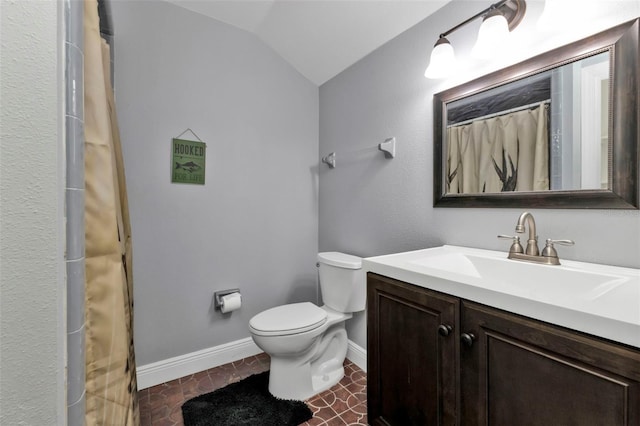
[446, 103, 549, 194]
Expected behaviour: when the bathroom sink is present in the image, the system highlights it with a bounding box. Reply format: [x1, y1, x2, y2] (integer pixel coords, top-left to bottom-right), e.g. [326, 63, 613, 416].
[408, 249, 627, 302]
[364, 245, 640, 348]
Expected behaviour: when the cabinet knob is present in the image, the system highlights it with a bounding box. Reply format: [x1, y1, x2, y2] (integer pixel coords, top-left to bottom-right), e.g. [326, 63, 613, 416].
[438, 324, 453, 337]
[461, 332, 475, 346]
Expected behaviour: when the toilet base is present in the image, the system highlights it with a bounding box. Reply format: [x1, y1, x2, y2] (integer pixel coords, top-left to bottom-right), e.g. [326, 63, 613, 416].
[311, 365, 345, 395]
[266, 323, 348, 400]
[268, 357, 345, 401]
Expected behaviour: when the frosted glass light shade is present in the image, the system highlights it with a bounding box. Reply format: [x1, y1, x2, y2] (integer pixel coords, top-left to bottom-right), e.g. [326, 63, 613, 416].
[424, 38, 455, 79]
[472, 11, 510, 58]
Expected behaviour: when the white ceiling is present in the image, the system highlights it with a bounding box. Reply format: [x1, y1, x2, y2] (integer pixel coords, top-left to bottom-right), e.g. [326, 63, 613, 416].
[164, 0, 451, 86]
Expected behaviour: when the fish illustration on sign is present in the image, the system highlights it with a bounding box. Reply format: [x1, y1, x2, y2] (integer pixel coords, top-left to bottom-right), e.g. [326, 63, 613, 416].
[175, 161, 202, 173]
[171, 137, 205, 184]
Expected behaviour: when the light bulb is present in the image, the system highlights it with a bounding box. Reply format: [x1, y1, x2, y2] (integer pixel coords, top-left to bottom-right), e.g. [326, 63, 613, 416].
[424, 37, 455, 79]
[472, 10, 510, 59]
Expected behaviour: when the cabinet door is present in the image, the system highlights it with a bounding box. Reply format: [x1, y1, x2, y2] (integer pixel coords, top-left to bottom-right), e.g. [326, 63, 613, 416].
[367, 273, 459, 426]
[461, 301, 640, 426]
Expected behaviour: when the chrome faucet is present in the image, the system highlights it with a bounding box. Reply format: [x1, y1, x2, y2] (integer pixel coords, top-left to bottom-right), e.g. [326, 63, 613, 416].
[498, 212, 575, 265]
[515, 211, 539, 256]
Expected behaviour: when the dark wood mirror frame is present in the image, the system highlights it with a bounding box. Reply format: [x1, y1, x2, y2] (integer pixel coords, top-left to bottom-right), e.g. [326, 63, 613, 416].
[433, 18, 639, 209]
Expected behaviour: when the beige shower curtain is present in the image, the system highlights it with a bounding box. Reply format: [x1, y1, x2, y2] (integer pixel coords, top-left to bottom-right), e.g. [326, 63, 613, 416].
[84, 0, 139, 424]
[447, 103, 549, 194]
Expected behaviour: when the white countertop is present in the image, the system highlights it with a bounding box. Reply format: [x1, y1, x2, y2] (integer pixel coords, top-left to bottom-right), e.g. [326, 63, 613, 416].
[364, 245, 640, 349]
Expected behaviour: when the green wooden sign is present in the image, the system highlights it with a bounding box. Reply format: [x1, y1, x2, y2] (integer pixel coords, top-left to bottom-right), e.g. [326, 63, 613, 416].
[171, 138, 205, 184]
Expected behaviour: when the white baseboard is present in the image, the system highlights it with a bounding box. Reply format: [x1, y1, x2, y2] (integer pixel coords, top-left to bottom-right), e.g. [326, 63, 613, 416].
[346, 340, 367, 372]
[136, 337, 262, 390]
[137, 338, 367, 389]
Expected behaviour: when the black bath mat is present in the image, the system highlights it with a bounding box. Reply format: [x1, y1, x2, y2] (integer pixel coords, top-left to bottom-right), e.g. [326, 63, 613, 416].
[181, 371, 313, 426]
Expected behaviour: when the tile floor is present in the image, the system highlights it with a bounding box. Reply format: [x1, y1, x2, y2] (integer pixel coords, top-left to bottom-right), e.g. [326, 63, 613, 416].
[138, 353, 367, 425]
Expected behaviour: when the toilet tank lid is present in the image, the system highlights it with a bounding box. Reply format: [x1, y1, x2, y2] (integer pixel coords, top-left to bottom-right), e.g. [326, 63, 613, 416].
[317, 252, 362, 269]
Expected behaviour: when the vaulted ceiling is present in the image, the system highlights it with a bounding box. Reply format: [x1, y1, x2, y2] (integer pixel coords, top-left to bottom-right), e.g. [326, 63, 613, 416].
[164, 0, 450, 85]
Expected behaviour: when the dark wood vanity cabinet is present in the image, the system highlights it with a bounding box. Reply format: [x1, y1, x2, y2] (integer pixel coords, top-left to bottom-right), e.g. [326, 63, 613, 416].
[367, 273, 459, 425]
[367, 273, 640, 426]
[461, 301, 640, 426]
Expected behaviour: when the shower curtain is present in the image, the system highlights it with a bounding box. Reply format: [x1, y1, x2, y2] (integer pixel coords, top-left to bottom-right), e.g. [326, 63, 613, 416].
[84, 0, 139, 424]
[447, 103, 549, 194]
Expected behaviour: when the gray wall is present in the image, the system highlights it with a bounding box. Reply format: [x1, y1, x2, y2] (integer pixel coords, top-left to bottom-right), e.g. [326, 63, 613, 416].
[0, 0, 66, 423]
[319, 1, 640, 349]
[111, 1, 319, 365]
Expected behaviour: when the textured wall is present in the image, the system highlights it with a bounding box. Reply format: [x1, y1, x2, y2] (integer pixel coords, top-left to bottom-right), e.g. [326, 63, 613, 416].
[111, 1, 319, 365]
[0, 0, 65, 423]
[319, 1, 640, 348]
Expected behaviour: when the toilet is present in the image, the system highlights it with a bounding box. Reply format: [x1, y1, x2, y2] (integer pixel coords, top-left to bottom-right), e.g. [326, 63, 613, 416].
[248, 252, 366, 400]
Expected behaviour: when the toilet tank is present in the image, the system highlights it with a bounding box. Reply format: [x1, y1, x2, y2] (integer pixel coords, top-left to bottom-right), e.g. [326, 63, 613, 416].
[317, 252, 366, 313]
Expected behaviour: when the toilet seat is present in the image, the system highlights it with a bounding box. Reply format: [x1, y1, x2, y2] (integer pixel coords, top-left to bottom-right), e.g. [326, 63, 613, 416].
[249, 302, 327, 336]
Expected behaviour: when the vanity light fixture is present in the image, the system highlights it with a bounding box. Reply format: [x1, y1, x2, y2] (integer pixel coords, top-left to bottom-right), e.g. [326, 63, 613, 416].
[424, 0, 526, 79]
[472, 8, 511, 58]
[424, 36, 456, 79]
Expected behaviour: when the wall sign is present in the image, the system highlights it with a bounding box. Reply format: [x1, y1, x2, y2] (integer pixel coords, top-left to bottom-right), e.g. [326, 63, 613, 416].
[171, 137, 206, 185]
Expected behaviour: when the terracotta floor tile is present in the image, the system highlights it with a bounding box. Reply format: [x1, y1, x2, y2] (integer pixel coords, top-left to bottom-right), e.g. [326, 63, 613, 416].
[150, 403, 171, 421]
[321, 385, 352, 416]
[139, 413, 152, 426]
[152, 417, 179, 426]
[300, 415, 327, 426]
[343, 379, 366, 396]
[138, 354, 367, 425]
[138, 388, 150, 402]
[310, 405, 340, 423]
[168, 405, 184, 423]
[350, 370, 366, 383]
[194, 374, 215, 393]
[341, 402, 367, 422]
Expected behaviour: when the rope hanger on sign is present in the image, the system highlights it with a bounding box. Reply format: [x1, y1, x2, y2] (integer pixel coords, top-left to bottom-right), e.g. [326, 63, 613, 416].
[175, 128, 204, 142]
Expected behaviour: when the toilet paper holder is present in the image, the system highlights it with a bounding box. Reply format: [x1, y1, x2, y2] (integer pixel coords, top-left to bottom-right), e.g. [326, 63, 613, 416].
[214, 288, 240, 310]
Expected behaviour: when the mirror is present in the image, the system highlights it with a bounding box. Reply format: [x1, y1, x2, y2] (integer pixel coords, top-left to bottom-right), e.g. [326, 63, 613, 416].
[433, 19, 638, 209]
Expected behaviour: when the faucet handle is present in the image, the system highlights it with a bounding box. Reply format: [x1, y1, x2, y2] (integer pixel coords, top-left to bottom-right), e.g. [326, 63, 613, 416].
[542, 239, 575, 258]
[498, 234, 524, 254]
[546, 239, 575, 246]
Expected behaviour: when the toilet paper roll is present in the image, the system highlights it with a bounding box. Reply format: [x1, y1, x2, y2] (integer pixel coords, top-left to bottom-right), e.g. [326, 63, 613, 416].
[220, 292, 242, 313]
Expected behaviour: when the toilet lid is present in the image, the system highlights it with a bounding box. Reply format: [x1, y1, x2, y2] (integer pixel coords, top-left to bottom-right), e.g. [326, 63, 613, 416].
[249, 302, 327, 336]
